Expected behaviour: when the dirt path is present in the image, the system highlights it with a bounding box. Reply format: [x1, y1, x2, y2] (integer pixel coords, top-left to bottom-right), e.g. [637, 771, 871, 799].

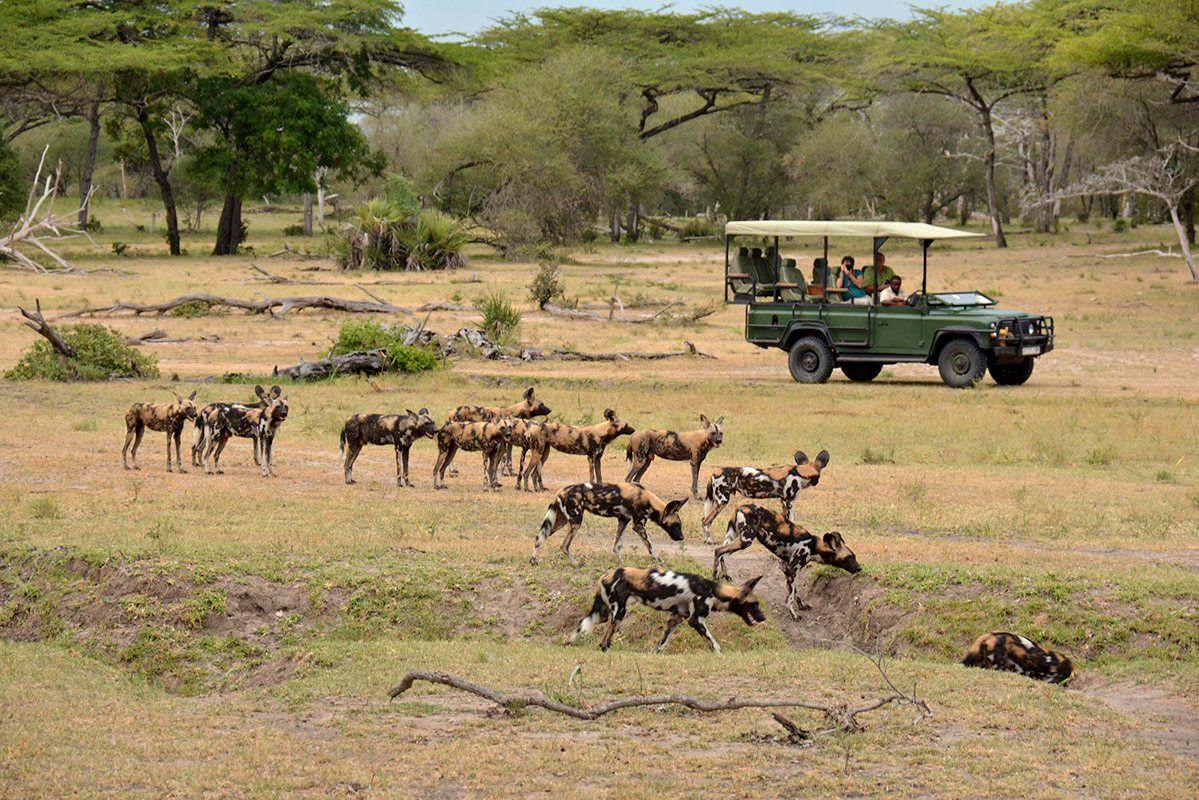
[1074, 681, 1199, 763]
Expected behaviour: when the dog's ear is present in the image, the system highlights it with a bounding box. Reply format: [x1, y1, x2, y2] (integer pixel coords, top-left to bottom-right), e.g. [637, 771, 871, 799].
[793, 450, 809, 465]
[738, 575, 763, 598]
[699, 414, 710, 425]
[187, 390, 198, 401]
[523, 386, 535, 401]
[270, 385, 282, 398]
[407, 409, 417, 417]
[814, 450, 830, 470]
[254, 385, 266, 399]
[604, 408, 616, 421]
[715, 415, 724, 426]
[174, 392, 183, 403]
[822, 532, 844, 549]
[419, 407, 429, 415]
[663, 497, 689, 516]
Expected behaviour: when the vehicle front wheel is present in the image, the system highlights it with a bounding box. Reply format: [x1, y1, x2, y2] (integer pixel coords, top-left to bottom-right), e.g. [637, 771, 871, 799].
[989, 358, 1035, 386]
[840, 363, 883, 382]
[788, 336, 835, 384]
[937, 338, 986, 388]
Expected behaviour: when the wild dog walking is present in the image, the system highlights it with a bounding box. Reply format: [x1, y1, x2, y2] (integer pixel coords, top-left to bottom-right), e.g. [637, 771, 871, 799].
[701, 449, 830, 543]
[962, 632, 1074, 684]
[713, 503, 860, 620]
[340, 409, 437, 486]
[625, 414, 724, 498]
[122, 391, 199, 472]
[536, 409, 634, 484]
[191, 389, 268, 467]
[530, 482, 687, 565]
[569, 568, 765, 653]
[449, 387, 551, 476]
[512, 419, 549, 491]
[432, 418, 514, 490]
[202, 386, 289, 476]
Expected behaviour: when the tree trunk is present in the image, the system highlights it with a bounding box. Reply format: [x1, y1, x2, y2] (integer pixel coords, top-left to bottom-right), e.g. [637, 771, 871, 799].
[979, 105, 1007, 248]
[119, 159, 127, 200]
[625, 202, 640, 243]
[1034, 100, 1055, 233]
[137, 107, 181, 256]
[78, 100, 101, 228]
[1053, 139, 1074, 223]
[1182, 187, 1195, 246]
[1167, 202, 1198, 282]
[213, 193, 242, 256]
[302, 192, 313, 236]
[609, 209, 620, 243]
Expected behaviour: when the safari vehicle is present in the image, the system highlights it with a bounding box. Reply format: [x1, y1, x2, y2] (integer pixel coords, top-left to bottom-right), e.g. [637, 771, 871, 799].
[723, 220, 1054, 388]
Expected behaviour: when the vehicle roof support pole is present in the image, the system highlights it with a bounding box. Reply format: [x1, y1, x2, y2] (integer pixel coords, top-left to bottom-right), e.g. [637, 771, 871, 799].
[724, 235, 731, 303]
[822, 236, 829, 304]
[921, 239, 931, 308]
[873, 236, 888, 304]
[773, 235, 780, 301]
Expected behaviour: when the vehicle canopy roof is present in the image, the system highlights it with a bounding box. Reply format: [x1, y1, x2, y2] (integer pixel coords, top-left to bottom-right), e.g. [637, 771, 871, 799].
[724, 220, 983, 240]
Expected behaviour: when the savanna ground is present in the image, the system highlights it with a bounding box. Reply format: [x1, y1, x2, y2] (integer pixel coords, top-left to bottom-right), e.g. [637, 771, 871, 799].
[1, 200, 1197, 798]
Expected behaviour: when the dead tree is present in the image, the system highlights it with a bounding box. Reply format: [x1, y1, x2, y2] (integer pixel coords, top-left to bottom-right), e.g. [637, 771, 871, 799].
[0, 147, 92, 273]
[18, 299, 75, 356]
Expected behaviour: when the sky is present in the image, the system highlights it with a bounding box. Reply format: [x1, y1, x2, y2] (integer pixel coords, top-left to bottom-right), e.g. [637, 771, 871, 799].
[402, 2, 954, 38]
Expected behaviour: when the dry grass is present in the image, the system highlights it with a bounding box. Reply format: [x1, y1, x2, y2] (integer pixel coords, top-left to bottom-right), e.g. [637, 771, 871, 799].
[1, 201, 1197, 797]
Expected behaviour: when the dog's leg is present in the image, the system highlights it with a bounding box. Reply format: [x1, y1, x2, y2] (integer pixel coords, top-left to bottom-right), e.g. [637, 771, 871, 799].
[402, 446, 412, 487]
[701, 488, 728, 545]
[690, 460, 701, 500]
[345, 442, 362, 484]
[632, 520, 659, 564]
[129, 423, 145, 470]
[560, 520, 583, 565]
[173, 425, 187, 473]
[611, 517, 630, 563]
[712, 519, 752, 578]
[122, 423, 136, 470]
[599, 596, 627, 651]
[652, 613, 686, 653]
[688, 612, 721, 653]
[165, 428, 174, 472]
[784, 562, 803, 620]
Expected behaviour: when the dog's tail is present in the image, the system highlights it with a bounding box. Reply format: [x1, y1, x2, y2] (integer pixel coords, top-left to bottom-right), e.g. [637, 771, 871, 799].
[339, 425, 347, 455]
[569, 573, 615, 643]
[191, 411, 208, 465]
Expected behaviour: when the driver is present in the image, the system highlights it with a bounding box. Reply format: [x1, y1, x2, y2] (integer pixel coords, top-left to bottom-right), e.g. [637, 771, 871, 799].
[879, 275, 907, 306]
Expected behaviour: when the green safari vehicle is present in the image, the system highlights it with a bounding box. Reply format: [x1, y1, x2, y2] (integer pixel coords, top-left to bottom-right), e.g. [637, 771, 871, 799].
[723, 220, 1055, 388]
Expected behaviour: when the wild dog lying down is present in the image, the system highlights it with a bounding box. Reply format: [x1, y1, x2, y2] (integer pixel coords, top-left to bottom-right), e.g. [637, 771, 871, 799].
[202, 386, 289, 476]
[533, 408, 634, 484]
[625, 414, 724, 499]
[340, 409, 437, 486]
[191, 385, 273, 468]
[432, 418, 514, 490]
[122, 391, 198, 472]
[714, 503, 860, 620]
[570, 568, 765, 653]
[449, 386, 551, 477]
[530, 482, 687, 565]
[962, 632, 1074, 684]
[701, 449, 830, 544]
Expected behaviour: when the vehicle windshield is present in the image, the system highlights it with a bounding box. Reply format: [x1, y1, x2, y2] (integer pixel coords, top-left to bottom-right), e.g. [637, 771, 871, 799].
[928, 291, 995, 307]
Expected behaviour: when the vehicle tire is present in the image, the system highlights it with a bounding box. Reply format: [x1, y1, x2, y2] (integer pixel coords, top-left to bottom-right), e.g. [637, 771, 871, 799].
[989, 358, 1035, 386]
[937, 338, 987, 388]
[840, 363, 883, 382]
[788, 336, 835, 384]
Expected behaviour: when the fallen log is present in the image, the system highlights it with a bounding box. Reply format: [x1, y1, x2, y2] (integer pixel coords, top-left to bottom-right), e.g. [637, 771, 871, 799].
[542, 300, 715, 324]
[522, 340, 715, 362]
[124, 330, 222, 345]
[416, 302, 470, 312]
[273, 349, 389, 380]
[56, 292, 411, 319]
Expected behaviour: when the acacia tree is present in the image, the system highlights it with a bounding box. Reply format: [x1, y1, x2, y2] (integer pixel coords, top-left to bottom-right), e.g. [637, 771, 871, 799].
[873, 3, 1070, 246]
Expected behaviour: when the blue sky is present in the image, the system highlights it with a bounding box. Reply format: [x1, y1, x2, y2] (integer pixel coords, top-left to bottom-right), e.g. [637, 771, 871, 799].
[402, 2, 950, 38]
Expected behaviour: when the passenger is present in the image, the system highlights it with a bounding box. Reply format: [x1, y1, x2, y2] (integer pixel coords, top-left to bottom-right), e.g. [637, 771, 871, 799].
[839, 255, 870, 305]
[879, 275, 907, 306]
[862, 252, 897, 295]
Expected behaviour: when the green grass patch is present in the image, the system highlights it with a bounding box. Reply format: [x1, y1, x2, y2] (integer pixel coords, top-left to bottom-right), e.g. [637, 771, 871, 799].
[7, 323, 158, 381]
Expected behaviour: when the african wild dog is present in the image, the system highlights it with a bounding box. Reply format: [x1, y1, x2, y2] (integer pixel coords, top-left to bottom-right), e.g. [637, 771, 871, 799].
[340, 409, 437, 486]
[449, 387, 551, 476]
[569, 568, 765, 653]
[432, 418, 514, 490]
[512, 419, 549, 491]
[202, 386, 289, 476]
[713, 503, 860, 620]
[962, 632, 1074, 684]
[122, 391, 199, 472]
[701, 449, 830, 544]
[625, 414, 724, 498]
[533, 409, 635, 484]
[530, 482, 688, 565]
[191, 389, 269, 467]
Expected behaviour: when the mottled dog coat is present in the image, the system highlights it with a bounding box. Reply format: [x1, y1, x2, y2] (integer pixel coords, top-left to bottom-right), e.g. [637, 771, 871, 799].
[448, 386, 551, 477]
[714, 503, 861, 619]
[512, 418, 549, 491]
[701, 449, 830, 543]
[340, 409, 437, 485]
[962, 632, 1074, 684]
[533, 408, 635, 484]
[625, 414, 724, 498]
[191, 390, 268, 467]
[201, 386, 288, 476]
[570, 568, 765, 653]
[122, 391, 198, 472]
[432, 418, 514, 490]
[530, 482, 688, 565]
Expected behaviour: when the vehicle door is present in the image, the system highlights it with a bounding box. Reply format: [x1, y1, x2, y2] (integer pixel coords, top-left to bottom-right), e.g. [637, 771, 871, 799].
[821, 304, 871, 348]
[871, 305, 926, 355]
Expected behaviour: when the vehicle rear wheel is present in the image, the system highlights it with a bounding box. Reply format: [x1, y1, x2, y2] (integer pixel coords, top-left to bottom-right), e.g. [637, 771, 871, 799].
[840, 363, 883, 382]
[937, 338, 986, 388]
[788, 336, 834, 384]
[988, 358, 1035, 386]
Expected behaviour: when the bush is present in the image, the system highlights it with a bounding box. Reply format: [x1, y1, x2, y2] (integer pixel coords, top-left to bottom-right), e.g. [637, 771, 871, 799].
[474, 292, 521, 344]
[328, 320, 439, 373]
[337, 200, 469, 271]
[282, 224, 307, 236]
[677, 217, 718, 240]
[528, 262, 565, 309]
[7, 324, 159, 381]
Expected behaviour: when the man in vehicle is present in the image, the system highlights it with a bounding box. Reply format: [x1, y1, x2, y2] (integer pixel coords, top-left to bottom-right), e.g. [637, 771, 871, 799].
[879, 275, 907, 306]
[862, 252, 897, 296]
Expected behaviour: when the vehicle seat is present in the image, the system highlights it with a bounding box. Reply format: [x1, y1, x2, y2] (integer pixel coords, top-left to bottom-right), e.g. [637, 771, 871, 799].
[750, 248, 775, 296]
[728, 248, 754, 297]
[777, 258, 806, 302]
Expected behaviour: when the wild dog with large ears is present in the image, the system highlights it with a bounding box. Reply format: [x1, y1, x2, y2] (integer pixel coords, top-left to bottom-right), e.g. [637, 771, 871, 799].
[448, 386, 552, 477]
[122, 390, 198, 472]
[340, 408, 438, 486]
[701, 449, 830, 543]
[625, 413, 724, 498]
[531, 482, 688, 565]
[570, 568, 765, 653]
[202, 386, 286, 476]
[535, 408, 635, 484]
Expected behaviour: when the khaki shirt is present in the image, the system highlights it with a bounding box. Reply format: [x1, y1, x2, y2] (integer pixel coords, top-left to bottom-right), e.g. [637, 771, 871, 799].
[861, 265, 896, 290]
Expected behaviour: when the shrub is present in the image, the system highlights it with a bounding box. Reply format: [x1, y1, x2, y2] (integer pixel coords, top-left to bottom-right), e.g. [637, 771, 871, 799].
[337, 200, 469, 271]
[528, 261, 565, 309]
[328, 320, 439, 373]
[7, 324, 159, 381]
[404, 210, 469, 271]
[474, 292, 521, 344]
[169, 300, 219, 318]
[282, 223, 307, 236]
[677, 217, 718, 240]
